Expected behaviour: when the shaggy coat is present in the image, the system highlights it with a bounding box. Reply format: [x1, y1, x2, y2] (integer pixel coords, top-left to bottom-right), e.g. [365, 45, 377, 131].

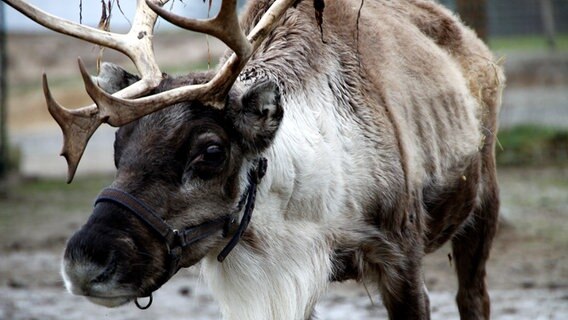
[208, 1, 503, 318]
[61, 0, 504, 319]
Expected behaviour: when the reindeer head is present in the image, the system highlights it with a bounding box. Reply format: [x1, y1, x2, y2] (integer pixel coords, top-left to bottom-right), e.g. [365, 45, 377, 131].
[63, 64, 282, 307]
[5, 0, 295, 308]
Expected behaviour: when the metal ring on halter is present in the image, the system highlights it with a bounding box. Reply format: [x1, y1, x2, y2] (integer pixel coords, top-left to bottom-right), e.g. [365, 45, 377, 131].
[135, 294, 153, 310]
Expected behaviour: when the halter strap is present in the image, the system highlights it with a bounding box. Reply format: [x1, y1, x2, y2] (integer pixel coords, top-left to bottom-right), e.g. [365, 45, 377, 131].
[218, 157, 267, 261]
[95, 188, 181, 247]
[92, 157, 267, 309]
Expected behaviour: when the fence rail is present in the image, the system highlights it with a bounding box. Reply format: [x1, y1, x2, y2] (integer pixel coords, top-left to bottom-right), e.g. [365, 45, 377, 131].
[438, 0, 568, 50]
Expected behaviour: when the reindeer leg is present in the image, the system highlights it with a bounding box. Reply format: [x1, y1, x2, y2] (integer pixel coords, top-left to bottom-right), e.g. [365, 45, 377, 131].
[378, 253, 431, 319]
[451, 168, 499, 320]
[366, 225, 431, 320]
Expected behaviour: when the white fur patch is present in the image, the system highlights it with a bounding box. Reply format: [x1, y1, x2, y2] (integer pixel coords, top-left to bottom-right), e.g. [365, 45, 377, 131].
[201, 78, 375, 319]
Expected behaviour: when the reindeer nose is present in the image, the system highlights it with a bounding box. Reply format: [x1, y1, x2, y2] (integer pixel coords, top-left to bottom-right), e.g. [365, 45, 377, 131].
[62, 252, 118, 296]
[62, 211, 121, 295]
[62, 237, 117, 295]
[89, 254, 118, 284]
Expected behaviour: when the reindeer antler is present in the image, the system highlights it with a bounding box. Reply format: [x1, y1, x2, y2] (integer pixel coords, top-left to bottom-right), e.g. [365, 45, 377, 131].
[4, 0, 296, 182]
[4, 0, 166, 182]
[86, 0, 297, 111]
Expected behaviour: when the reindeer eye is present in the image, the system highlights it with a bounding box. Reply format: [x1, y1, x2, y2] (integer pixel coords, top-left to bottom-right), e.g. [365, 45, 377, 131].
[202, 145, 225, 166]
[185, 143, 227, 181]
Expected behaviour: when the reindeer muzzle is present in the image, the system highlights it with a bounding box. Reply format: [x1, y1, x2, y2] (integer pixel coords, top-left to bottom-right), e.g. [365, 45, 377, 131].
[92, 158, 267, 309]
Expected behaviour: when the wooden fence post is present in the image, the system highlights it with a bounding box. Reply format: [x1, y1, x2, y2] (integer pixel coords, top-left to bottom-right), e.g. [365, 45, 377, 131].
[0, 3, 7, 181]
[540, 0, 557, 50]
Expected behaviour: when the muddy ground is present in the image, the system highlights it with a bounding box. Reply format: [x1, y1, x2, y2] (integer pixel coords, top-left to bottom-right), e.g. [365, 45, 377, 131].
[1, 32, 568, 319]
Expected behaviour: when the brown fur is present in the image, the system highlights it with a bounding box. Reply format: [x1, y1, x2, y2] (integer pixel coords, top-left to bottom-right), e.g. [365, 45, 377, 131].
[61, 1, 504, 318]
[237, 0, 503, 318]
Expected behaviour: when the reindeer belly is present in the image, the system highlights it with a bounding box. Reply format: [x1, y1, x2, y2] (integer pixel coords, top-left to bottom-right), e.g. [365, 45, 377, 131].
[405, 90, 484, 252]
[422, 151, 483, 253]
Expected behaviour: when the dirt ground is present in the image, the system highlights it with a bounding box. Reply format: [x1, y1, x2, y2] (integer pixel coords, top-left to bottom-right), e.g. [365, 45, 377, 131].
[1, 33, 567, 319]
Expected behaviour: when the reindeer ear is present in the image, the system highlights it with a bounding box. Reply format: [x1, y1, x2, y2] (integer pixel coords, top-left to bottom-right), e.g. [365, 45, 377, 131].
[230, 80, 283, 154]
[92, 62, 140, 94]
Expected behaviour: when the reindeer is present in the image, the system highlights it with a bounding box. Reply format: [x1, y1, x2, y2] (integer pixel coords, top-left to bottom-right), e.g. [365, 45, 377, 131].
[6, 0, 504, 318]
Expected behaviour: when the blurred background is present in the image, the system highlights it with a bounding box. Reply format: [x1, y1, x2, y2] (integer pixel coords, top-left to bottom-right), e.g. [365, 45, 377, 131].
[0, 0, 567, 319]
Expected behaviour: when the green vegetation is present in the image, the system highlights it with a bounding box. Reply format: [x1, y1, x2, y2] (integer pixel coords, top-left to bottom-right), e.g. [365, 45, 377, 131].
[489, 33, 568, 52]
[497, 125, 568, 166]
[0, 175, 113, 245]
[1, 174, 113, 214]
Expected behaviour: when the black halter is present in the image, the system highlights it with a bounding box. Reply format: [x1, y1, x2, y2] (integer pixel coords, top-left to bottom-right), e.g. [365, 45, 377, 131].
[93, 157, 268, 309]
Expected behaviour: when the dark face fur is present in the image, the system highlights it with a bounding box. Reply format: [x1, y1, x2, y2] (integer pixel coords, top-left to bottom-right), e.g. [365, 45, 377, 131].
[61, 65, 283, 307]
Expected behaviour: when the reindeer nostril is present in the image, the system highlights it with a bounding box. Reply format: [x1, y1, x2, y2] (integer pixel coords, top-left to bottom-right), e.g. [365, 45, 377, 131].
[91, 255, 118, 284]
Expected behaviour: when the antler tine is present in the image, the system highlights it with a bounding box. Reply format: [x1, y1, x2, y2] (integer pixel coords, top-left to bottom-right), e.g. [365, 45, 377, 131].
[147, 0, 252, 59]
[82, 0, 297, 112]
[8, 0, 295, 182]
[3, 0, 164, 78]
[44, 58, 169, 183]
[4, 0, 126, 50]
[206, 0, 298, 101]
[43, 73, 100, 183]
[4, 0, 170, 182]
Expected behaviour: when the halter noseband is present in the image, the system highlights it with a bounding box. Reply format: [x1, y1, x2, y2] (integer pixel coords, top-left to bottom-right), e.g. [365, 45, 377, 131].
[93, 157, 268, 309]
